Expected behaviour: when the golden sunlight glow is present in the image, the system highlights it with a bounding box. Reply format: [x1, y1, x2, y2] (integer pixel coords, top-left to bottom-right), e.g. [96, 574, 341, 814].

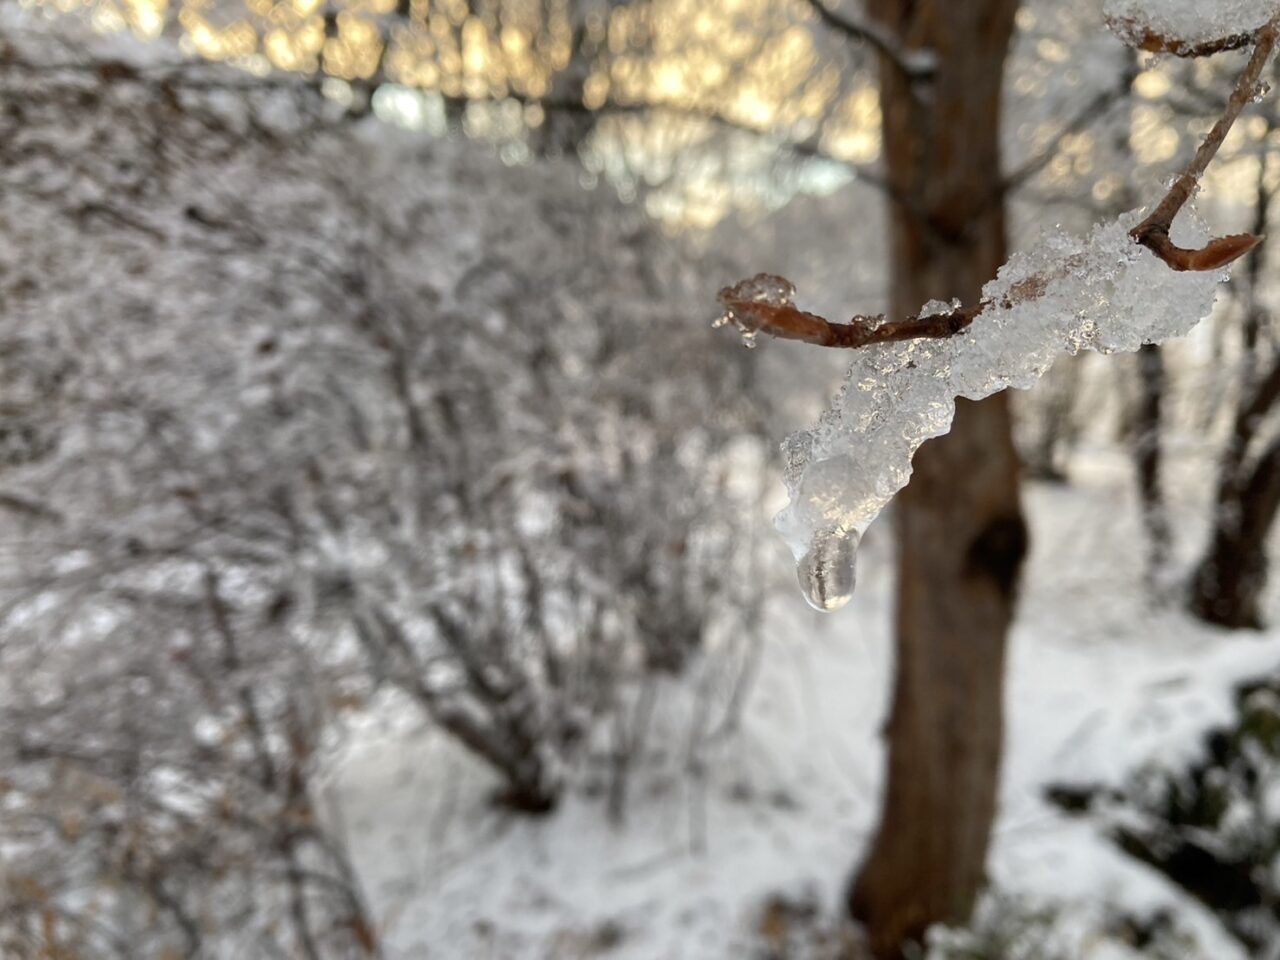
[1131, 103, 1179, 165]
[1133, 69, 1171, 100]
[34, 0, 911, 226]
[821, 85, 880, 165]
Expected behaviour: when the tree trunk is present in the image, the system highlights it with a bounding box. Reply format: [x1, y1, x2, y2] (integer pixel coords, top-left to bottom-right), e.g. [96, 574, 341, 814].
[848, 3, 1026, 957]
[1189, 429, 1280, 629]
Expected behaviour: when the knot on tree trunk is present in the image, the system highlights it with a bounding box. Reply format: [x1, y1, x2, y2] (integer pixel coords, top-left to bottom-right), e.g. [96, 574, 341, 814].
[965, 514, 1029, 600]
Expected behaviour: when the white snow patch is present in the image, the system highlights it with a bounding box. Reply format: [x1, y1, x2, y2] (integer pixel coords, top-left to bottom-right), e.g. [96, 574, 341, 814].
[329, 462, 1280, 958]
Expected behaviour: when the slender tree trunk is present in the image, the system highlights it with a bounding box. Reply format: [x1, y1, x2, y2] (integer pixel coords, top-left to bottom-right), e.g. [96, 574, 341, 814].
[848, 3, 1027, 957]
[1189, 357, 1280, 629]
[1134, 344, 1171, 590]
[1188, 437, 1280, 628]
[1188, 175, 1276, 629]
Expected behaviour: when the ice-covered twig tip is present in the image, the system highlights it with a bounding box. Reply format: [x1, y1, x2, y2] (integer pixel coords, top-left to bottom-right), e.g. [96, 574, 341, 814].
[717, 6, 1280, 613]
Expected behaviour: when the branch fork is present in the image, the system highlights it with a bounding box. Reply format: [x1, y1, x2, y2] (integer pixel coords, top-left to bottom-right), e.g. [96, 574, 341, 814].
[720, 12, 1280, 349]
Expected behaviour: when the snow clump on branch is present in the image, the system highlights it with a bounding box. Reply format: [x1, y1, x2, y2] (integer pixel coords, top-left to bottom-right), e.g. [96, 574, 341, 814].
[1105, 0, 1278, 53]
[777, 210, 1220, 612]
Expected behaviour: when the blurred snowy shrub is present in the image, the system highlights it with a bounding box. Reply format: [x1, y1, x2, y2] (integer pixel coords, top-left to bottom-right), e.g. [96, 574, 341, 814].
[0, 10, 762, 955]
[924, 892, 1197, 960]
[924, 894, 1069, 960]
[747, 888, 1197, 959]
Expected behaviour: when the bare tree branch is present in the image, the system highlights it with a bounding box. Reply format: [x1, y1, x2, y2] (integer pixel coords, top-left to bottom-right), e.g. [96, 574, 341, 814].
[1131, 16, 1280, 263]
[801, 0, 936, 80]
[1106, 16, 1257, 58]
[722, 14, 1280, 349]
[1002, 74, 1135, 195]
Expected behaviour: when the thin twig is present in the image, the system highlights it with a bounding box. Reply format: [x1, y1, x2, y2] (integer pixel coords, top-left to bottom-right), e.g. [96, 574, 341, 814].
[717, 278, 980, 348]
[1106, 16, 1256, 58]
[0, 54, 323, 93]
[1003, 76, 1134, 196]
[4, 50, 897, 200]
[1131, 15, 1280, 265]
[801, 0, 936, 81]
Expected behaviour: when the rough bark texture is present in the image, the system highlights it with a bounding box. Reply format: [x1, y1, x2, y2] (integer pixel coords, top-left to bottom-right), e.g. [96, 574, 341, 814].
[848, 3, 1027, 957]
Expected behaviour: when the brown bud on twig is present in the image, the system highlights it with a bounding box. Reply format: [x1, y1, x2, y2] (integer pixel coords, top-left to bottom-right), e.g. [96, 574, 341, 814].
[1193, 232, 1264, 269]
[1133, 228, 1263, 271]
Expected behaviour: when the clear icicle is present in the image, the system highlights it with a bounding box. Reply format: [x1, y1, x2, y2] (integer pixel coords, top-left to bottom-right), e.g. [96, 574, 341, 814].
[797, 526, 860, 612]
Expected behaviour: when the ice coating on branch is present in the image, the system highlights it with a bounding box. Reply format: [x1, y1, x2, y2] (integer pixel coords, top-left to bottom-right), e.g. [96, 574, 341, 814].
[715, 273, 796, 348]
[775, 210, 1223, 596]
[1105, 0, 1276, 48]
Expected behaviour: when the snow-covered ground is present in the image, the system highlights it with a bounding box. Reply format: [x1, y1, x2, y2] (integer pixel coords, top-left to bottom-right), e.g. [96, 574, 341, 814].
[324, 445, 1280, 959]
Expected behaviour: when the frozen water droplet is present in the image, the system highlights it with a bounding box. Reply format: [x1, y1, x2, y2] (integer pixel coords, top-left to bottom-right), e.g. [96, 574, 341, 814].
[741, 329, 758, 349]
[797, 526, 860, 612]
[721, 273, 795, 308]
[744, 274, 795, 305]
[712, 311, 732, 329]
